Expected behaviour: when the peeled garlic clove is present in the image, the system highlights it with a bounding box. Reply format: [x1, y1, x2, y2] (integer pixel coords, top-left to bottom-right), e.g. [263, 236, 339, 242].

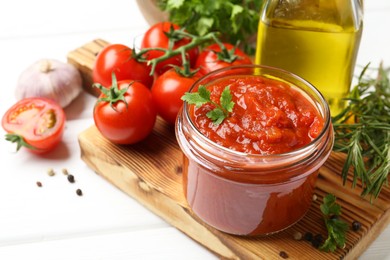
[15, 59, 83, 108]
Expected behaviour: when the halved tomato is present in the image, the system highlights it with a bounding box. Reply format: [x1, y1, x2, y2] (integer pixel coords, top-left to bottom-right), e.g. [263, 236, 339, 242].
[2, 97, 66, 154]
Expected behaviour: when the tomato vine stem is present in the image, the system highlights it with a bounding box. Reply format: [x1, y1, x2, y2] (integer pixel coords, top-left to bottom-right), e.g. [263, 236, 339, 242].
[136, 31, 219, 76]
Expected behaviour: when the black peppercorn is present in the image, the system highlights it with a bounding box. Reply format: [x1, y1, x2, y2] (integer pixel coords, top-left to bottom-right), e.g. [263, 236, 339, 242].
[315, 234, 324, 242]
[304, 232, 313, 242]
[67, 174, 75, 183]
[279, 251, 288, 259]
[311, 234, 324, 248]
[352, 220, 362, 231]
[76, 189, 83, 196]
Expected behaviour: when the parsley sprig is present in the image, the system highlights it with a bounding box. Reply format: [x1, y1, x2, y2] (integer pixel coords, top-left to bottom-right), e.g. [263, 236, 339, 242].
[332, 63, 390, 199]
[181, 85, 234, 125]
[320, 194, 349, 252]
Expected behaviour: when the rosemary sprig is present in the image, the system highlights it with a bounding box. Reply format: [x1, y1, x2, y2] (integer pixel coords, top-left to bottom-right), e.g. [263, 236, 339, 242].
[332, 63, 390, 199]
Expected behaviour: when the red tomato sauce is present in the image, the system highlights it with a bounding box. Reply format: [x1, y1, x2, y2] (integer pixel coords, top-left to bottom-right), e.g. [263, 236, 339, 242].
[189, 75, 324, 155]
[178, 70, 333, 236]
[182, 156, 319, 235]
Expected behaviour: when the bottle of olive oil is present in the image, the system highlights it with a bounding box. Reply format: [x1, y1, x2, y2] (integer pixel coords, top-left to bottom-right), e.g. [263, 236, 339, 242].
[255, 0, 363, 115]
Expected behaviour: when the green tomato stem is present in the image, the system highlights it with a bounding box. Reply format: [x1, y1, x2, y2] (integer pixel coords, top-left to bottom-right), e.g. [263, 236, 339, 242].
[5, 133, 38, 151]
[141, 31, 218, 75]
[93, 73, 130, 111]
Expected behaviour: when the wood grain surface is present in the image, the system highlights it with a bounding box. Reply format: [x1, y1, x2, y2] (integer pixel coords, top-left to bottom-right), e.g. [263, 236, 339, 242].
[72, 39, 390, 260]
[67, 39, 109, 96]
[78, 121, 390, 260]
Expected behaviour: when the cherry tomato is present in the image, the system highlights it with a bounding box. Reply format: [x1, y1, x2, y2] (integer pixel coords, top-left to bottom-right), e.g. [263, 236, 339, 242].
[93, 44, 153, 88]
[2, 97, 66, 154]
[195, 43, 252, 76]
[141, 22, 198, 75]
[94, 80, 157, 144]
[152, 69, 199, 124]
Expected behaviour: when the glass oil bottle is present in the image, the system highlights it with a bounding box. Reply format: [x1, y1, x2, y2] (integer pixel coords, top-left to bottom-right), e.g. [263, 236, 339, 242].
[255, 0, 363, 115]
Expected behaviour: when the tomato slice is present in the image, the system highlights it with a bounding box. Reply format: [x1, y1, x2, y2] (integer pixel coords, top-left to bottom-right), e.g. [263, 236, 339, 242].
[2, 97, 66, 153]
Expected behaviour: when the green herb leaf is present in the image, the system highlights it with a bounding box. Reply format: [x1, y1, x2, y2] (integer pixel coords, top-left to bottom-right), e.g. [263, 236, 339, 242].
[181, 85, 235, 125]
[321, 218, 349, 252]
[181, 85, 209, 107]
[220, 85, 234, 112]
[158, 0, 263, 54]
[230, 5, 244, 33]
[165, 0, 184, 9]
[332, 63, 390, 199]
[319, 194, 349, 252]
[320, 194, 342, 216]
[196, 17, 214, 36]
[206, 108, 225, 125]
[198, 85, 211, 101]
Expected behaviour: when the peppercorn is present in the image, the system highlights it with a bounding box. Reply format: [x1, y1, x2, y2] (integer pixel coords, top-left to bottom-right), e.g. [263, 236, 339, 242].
[311, 234, 324, 248]
[62, 168, 69, 175]
[36, 181, 42, 187]
[293, 231, 302, 241]
[352, 221, 362, 231]
[47, 168, 55, 176]
[67, 174, 75, 183]
[76, 189, 83, 196]
[304, 232, 313, 242]
[279, 251, 288, 259]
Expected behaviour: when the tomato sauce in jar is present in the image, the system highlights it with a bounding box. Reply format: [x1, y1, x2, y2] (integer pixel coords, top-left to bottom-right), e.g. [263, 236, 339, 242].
[176, 65, 334, 236]
[190, 75, 324, 155]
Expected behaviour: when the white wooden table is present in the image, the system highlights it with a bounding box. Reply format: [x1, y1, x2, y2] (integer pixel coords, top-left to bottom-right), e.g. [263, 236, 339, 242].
[0, 1, 389, 259]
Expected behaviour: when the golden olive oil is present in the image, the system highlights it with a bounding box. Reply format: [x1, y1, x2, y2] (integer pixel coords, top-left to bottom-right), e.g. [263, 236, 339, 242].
[255, 0, 363, 115]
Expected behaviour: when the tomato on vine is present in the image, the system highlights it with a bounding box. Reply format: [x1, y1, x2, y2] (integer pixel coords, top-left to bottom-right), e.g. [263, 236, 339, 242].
[93, 74, 157, 144]
[152, 67, 200, 125]
[195, 42, 252, 76]
[93, 43, 153, 89]
[141, 22, 198, 75]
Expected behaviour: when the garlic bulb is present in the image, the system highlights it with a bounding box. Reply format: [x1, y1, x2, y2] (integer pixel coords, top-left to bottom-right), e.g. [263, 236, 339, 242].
[15, 59, 83, 108]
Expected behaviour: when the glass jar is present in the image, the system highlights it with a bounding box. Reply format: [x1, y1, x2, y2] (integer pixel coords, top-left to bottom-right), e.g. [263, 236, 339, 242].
[255, 0, 363, 115]
[175, 65, 334, 236]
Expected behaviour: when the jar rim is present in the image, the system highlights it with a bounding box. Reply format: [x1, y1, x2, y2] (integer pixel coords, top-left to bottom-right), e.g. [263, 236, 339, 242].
[182, 64, 332, 161]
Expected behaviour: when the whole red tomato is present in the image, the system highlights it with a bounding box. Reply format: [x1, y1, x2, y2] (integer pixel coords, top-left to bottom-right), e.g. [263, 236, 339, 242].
[141, 22, 198, 75]
[152, 68, 199, 124]
[93, 43, 153, 88]
[195, 43, 252, 76]
[94, 79, 157, 144]
[2, 97, 66, 154]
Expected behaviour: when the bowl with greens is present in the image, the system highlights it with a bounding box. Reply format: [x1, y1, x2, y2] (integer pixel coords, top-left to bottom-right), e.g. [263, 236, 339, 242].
[136, 0, 263, 55]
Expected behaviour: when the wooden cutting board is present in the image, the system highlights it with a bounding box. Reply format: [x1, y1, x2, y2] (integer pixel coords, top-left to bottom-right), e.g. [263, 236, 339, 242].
[70, 40, 390, 260]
